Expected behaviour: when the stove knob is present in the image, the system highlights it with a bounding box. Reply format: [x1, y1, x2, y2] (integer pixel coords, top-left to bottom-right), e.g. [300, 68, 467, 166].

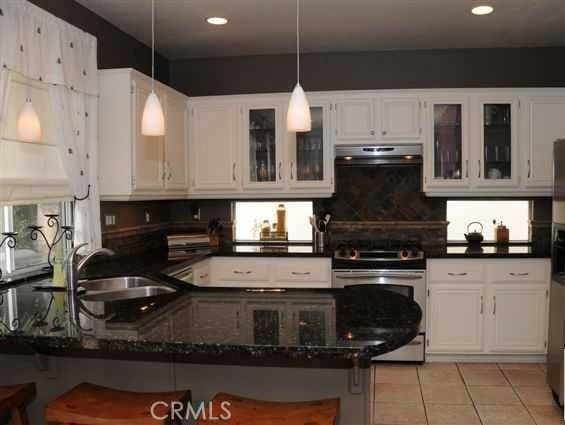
[338, 247, 347, 257]
[349, 249, 357, 258]
[400, 249, 409, 259]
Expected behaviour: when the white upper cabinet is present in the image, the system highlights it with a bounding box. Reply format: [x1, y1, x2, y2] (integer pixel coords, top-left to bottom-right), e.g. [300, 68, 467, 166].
[379, 97, 421, 140]
[423, 96, 470, 190]
[98, 68, 189, 200]
[164, 92, 189, 191]
[187, 93, 335, 198]
[521, 96, 565, 191]
[287, 99, 334, 190]
[189, 100, 240, 192]
[472, 97, 519, 188]
[334, 98, 376, 143]
[241, 101, 285, 190]
[131, 78, 166, 192]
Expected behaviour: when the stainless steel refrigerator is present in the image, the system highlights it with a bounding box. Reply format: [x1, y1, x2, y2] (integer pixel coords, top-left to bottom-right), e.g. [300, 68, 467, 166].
[547, 139, 565, 405]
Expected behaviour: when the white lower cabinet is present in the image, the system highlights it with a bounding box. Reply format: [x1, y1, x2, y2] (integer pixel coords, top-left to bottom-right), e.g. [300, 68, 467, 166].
[207, 257, 332, 288]
[487, 284, 548, 353]
[427, 259, 549, 355]
[428, 284, 484, 353]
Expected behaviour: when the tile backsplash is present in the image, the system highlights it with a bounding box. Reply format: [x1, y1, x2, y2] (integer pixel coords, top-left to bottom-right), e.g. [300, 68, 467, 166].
[316, 166, 445, 221]
[100, 166, 551, 255]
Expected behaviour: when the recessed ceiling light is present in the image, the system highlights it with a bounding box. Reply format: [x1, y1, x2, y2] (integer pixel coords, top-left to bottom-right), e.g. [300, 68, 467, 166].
[471, 5, 494, 15]
[207, 16, 228, 25]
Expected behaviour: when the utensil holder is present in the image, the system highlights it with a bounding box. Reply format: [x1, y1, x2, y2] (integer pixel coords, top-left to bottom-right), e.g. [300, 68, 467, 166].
[314, 232, 325, 251]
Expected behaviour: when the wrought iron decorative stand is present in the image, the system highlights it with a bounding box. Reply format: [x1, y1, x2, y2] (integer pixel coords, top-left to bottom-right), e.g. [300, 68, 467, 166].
[28, 214, 73, 268]
[0, 232, 17, 281]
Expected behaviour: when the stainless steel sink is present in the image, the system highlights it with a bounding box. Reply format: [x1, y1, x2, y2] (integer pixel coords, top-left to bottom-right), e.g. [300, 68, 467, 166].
[78, 276, 177, 302]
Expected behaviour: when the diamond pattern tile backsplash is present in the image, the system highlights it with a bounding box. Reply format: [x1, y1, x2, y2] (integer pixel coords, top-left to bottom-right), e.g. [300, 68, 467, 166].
[315, 166, 445, 221]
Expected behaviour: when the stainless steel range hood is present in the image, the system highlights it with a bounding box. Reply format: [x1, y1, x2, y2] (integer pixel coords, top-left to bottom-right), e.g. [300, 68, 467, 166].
[335, 145, 422, 166]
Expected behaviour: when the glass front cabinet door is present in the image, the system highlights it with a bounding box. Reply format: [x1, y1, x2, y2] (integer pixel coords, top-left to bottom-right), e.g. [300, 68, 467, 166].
[288, 100, 333, 190]
[475, 99, 518, 187]
[242, 104, 284, 190]
[425, 98, 470, 188]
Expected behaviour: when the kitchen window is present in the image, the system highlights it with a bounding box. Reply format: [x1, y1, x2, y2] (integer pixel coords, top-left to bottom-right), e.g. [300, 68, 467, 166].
[234, 201, 313, 242]
[447, 200, 530, 242]
[0, 202, 72, 279]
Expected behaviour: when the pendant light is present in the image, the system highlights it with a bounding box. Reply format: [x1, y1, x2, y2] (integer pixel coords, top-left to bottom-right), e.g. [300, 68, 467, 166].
[141, 0, 165, 136]
[287, 0, 311, 132]
[17, 87, 41, 143]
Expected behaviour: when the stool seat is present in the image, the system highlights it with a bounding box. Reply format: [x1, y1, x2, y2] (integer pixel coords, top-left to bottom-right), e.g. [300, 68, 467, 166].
[198, 392, 339, 425]
[0, 383, 36, 425]
[45, 382, 191, 425]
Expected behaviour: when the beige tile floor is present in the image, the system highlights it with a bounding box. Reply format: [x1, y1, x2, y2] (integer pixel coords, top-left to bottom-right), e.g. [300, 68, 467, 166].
[373, 363, 564, 425]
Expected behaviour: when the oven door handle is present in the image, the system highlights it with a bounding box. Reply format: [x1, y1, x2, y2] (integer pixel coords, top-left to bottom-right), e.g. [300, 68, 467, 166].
[333, 274, 423, 281]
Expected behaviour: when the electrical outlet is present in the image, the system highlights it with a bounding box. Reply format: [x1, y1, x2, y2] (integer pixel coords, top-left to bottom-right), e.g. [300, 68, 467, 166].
[145, 211, 151, 223]
[104, 215, 116, 226]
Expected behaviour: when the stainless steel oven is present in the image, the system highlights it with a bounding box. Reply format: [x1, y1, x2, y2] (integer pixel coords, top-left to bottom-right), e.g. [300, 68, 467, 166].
[332, 268, 426, 362]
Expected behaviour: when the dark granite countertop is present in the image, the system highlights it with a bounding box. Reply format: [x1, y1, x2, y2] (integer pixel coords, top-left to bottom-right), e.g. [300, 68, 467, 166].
[0, 256, 421, 368]
[425, 243, 551, 259]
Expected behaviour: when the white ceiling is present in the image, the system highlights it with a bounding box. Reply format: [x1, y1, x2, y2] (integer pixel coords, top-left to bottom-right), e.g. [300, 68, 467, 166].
[75, 0, 565, 59]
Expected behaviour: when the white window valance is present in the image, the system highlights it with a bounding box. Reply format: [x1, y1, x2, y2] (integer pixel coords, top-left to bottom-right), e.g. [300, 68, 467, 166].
[0, 0, 97, 95]
[0, 0, 101, 249]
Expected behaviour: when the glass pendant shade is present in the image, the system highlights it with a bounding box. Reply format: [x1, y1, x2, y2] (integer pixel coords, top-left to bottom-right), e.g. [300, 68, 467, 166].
[17, 99, 41, 142]
[287, 83, 311, 132]
[141, 90, 165, 136]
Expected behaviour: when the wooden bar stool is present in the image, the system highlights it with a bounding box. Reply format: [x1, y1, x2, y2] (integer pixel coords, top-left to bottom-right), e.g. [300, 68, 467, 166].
[0, 383, 36, 425]
[45, 382, 191, 425]
[198, 392, 339, 425]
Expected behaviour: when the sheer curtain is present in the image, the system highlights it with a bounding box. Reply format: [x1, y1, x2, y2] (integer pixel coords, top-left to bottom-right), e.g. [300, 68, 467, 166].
[0, 0, 101, 248]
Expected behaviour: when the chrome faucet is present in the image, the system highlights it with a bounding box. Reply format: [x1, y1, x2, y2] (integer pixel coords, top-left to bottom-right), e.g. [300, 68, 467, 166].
[65, 243, 115, 331]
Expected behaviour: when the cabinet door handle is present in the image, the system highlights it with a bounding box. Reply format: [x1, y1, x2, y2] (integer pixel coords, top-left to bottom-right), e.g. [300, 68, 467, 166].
[527, 160, 531, 178]
[370, 130, 376, 136]
[509, 272, 529, 276]
[465, 159, 469, 178]
[291, 271, 311, 275]
[233, 270, 252, 274]
[167, 173, 172, 181]
[480, 296, 484, 314]
[235, 311, 240, 329]
[290, 162, 294, 180]
[199, 273, 208, 279]
[232, 162, 236, 181]
[493, 296, 497, 315]
[380, 130, 385, 136]
[278, 161, 282, 181]
[448, 272, 468, 276]
[245, 288, 286, 293]
[478, 160, 481, 178]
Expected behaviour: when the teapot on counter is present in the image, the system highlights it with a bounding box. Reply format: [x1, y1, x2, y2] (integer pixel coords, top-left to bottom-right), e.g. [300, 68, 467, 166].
[464, 221, 484, 244]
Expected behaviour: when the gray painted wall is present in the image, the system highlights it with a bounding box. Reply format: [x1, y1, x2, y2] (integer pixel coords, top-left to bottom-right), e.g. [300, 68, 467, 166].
[170, 47, 565, 96]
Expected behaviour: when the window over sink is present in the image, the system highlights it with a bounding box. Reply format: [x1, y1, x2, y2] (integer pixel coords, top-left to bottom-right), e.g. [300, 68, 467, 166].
[447, 200, 530, 243]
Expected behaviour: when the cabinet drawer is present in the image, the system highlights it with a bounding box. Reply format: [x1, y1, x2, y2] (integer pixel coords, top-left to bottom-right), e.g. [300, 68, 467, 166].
[428, 260, 484, 283]
[211, 258, 269, 282]
[487, 259, 549, 283]
[272, 258, 331, 287]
